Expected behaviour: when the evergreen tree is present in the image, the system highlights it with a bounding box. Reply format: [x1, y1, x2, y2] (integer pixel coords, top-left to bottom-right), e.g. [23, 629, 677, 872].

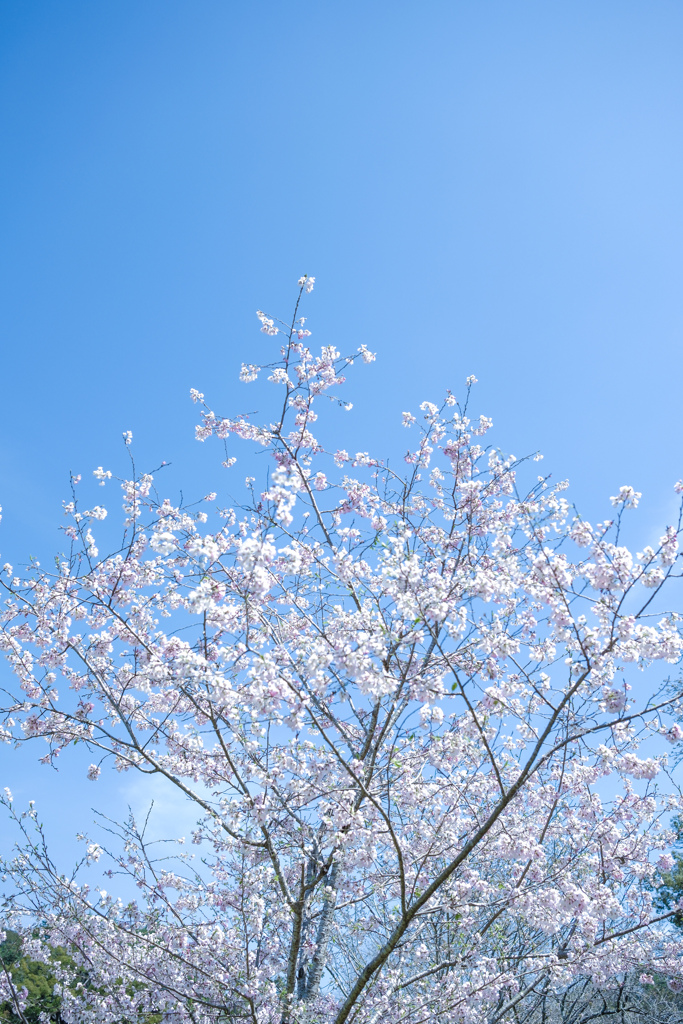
[0, 929, 65, 1023]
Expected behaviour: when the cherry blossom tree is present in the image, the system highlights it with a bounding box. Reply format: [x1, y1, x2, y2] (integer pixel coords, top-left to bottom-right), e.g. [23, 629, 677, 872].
[2, 276, 683, 1023]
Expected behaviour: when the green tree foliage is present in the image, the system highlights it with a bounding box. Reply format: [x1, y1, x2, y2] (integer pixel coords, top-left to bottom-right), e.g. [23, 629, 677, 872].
[0, 928, 66, 1022]
[0, 931, 21, 972]
[656, 817, 683, 928]
[0, 928, 165, 1023]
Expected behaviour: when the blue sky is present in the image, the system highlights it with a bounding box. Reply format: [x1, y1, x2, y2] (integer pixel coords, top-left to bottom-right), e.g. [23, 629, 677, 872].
[2, 0, 683, 862]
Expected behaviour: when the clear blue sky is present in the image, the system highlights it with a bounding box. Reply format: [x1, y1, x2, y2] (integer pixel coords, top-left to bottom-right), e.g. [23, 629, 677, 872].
[2, 0, 683, 861]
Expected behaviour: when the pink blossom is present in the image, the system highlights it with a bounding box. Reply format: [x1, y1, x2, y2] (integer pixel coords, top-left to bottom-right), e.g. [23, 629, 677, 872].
[610, 485, 641, 509]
